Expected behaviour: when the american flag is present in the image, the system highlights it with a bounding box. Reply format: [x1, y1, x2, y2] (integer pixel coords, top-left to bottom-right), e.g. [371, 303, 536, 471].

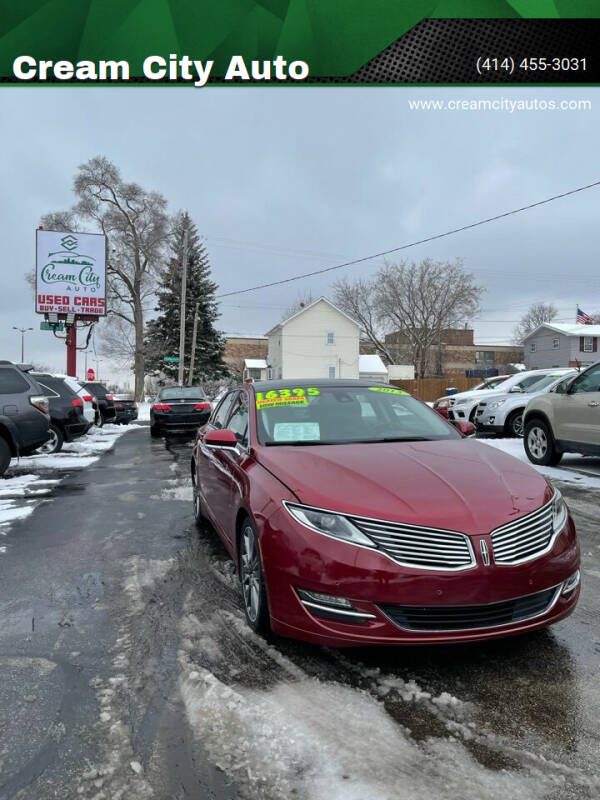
[577, 307, 593, 324]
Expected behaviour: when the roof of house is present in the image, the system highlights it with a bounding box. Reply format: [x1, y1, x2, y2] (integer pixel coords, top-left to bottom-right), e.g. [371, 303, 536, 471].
[265, 296, 360, 336]
[224, 333, 268, 340]
[244, 358, 268, 369]
[524, 323, 600, 340]
[358, 354, 387, 374]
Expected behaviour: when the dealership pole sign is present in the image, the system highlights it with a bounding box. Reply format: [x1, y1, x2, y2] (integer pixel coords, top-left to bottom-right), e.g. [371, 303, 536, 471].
[36, 230, 106, 317]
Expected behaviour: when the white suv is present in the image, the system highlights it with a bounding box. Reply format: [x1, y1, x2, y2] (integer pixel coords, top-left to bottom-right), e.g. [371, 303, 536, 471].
[447, 370, 566, 424]
[475, 370, 575, 437]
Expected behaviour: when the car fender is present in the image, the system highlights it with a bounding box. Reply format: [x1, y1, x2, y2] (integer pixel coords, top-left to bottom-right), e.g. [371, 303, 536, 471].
[0, 416, 19, 456]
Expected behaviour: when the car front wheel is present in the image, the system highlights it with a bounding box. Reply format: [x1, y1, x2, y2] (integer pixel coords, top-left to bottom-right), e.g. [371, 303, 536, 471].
[239, 519, 270, 635]
[0, 437, 11, 476]
[506, 409, 524, 438]
[524, 419, 562, 466]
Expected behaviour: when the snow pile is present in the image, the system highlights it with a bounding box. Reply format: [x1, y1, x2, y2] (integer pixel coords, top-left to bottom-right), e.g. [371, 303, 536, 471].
[137, 402, 151, 422]
[10, 424, 129, 472]
[0, 475, 60, 548]
[479, 438, 600, 489]
[178, 663, 552, 800]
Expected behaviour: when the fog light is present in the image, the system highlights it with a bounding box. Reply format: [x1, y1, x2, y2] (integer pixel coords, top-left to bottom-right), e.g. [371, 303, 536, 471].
[562, 570, 580, 596]
[297, 588, 353, 608]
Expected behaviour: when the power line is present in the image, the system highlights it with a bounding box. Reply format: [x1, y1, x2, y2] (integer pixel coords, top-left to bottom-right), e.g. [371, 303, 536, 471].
[216, 179, 600, 299]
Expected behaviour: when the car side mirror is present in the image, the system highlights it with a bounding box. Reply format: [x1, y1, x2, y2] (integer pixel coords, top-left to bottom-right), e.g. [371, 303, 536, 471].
[509, 386, 523, 393]
[453, 421, 476, 437]
[204, 429, 239, 451]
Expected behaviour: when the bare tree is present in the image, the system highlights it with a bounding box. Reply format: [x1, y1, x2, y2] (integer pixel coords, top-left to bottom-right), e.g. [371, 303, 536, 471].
[40, 157, 171, 400]
[332, 276, 394, 363]
[512, 302, 558, 345]
[281, 290, 314, 321]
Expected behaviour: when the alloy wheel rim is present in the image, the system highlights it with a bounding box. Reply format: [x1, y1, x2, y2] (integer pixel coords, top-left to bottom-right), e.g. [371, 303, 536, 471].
[240, 526, 260, 622]
[38, 429, 58, 454]
[512, 414, 524, 437]
[528, 426, 547, 459]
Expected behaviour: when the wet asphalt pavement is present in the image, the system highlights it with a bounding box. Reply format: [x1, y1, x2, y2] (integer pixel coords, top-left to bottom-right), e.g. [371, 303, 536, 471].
[0, 426, 598, 799]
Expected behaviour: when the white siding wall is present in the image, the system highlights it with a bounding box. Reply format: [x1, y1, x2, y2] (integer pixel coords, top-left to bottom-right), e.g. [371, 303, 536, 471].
[267, 332, 283, 379]
[279, 300, 359, 379]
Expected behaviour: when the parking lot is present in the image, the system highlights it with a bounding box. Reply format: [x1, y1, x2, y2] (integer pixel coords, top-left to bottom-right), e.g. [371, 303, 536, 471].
[0, 424, 599, 800]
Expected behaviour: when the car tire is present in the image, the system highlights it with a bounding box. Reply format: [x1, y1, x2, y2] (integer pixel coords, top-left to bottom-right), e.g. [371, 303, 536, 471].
[524, 419, 563, 466]
[96, 412, 104, 428]
[238, 518, 270, 636]
[150, 424, 161, 438]
[505, 410, 525, 438]
[36, 424, 64, 455]
[191, 461, 206, 526]
[0, 437, 11, 476]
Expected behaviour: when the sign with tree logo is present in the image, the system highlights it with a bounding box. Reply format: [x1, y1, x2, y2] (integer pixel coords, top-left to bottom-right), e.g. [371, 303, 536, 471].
[36, 230, 106, 317]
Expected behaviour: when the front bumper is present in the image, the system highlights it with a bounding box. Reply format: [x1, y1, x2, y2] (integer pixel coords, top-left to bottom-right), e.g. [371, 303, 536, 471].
[260, 507, 580, 647]
[475, 421, 505, 435]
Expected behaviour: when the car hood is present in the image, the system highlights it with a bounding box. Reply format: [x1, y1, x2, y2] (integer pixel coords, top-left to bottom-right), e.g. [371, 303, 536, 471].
[258, 439, 552, 536]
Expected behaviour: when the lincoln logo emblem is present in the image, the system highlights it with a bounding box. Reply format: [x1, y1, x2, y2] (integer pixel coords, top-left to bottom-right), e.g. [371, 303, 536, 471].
[480, 539, 490, 566]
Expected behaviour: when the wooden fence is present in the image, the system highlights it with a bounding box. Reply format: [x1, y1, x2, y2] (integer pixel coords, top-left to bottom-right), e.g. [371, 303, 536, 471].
[390, 377, 481, 402]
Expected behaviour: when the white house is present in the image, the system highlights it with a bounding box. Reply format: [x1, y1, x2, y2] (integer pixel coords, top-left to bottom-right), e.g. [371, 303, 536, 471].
[266, 297, 360, 380]
[358, 354, 388, 383]
[524, 323, 600, 369]
[243, 358, 268, 380]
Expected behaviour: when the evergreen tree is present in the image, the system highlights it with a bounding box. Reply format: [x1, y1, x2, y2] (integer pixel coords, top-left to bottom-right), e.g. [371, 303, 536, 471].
[145, 213, 228, 384]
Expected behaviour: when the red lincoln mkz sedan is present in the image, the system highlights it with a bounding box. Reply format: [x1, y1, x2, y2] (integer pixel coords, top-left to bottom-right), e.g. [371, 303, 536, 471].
[191, 380, 580, 647]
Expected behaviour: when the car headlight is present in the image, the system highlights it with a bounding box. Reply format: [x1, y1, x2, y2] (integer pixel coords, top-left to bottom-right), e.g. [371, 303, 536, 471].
[487, 399, 507, 410]
[552, 488, 568, 534]
[284, 503, 376, 548]
[435, 398, 450, 408]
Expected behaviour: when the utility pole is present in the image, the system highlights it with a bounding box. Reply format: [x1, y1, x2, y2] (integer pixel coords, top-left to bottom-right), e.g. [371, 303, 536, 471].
[177, 226, 189, 386]
[13, 326, 33, 363]
[188, 302, 200, 386]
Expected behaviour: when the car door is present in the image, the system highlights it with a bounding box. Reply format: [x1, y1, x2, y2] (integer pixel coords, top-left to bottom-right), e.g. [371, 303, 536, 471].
[218, 392, 252, 541]
[196, 391, 240, 542]
[554, 364, 600, 446]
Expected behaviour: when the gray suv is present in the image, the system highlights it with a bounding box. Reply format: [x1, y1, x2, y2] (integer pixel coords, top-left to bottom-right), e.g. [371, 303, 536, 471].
[523, 361, 600, 466]
[0, 362, 51, 476]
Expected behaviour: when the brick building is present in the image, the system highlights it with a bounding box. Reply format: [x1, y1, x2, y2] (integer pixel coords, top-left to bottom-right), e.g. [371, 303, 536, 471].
[224, 334, 268, 378]
[384, 328, 523, 378]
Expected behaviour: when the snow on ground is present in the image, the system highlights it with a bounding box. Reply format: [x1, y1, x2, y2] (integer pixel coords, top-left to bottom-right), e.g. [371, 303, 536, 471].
[479, 437, 600, 489]
[0, 425, 130, 552]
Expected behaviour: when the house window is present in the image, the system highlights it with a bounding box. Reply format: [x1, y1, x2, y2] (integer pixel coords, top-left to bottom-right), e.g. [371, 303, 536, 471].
[583, 336, 594, 353]
[553, 338, 560, 349]
[475, 351, 494, 364]
[326, 331, 335, 345]
[530, 343, 537, 352]
[267, 367, 273, 380]
[328, 366, 336, 379]
[247, 368, 262, 380]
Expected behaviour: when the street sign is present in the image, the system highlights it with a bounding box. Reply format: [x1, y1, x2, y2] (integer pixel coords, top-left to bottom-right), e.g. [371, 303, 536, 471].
[86, 368, 95, 381]
[36, 229, 106, 317]
[163, 356, 180, 363]
[40, 321, 64, 331]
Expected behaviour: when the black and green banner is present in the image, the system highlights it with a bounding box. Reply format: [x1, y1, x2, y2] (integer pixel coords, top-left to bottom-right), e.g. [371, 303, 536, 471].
[1, 1, 600, 84]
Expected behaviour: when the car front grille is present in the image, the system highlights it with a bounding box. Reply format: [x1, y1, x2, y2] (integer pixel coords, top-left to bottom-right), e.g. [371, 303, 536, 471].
[350, 517, 475, 571]
[379, 586, 559, 631]
[491, 499, 554, 565]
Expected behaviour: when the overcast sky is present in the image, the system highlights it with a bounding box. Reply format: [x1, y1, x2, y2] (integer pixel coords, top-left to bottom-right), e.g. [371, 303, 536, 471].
[1, 86, 598, 386]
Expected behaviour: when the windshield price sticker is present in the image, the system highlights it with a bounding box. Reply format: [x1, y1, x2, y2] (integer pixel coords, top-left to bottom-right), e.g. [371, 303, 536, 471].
[256, 396, 308, 410]
[368, 387, 408, 395]
[255, 387, 320, 409]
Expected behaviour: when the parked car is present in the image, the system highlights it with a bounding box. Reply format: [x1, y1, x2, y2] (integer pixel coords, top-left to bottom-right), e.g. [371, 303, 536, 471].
[81, 382, 116, 426]
[50, 374, 96, 427]
[447, 369, 566, 424]
[32, 373, 89, 454]
[113, 393, 138, 425]
[523, 361, 600, 466]
[433, 375, 510, 418]
[475, 370, 576, 437]
[191, 379, 580, 646]
[0, 362, 50, 474]
[150, 386, 211, 437]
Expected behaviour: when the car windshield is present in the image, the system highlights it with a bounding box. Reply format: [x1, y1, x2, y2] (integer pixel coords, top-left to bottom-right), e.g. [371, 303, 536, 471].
[485, 377, 509, 389]
[159, 386, 206, 400]
[255, 385, 461, 445]
[525, 373, 569, 393]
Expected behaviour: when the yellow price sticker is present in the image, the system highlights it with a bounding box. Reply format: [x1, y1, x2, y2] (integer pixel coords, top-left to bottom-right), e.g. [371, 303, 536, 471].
[256, 396, 308, 410]
[368, 386, 409, 395]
